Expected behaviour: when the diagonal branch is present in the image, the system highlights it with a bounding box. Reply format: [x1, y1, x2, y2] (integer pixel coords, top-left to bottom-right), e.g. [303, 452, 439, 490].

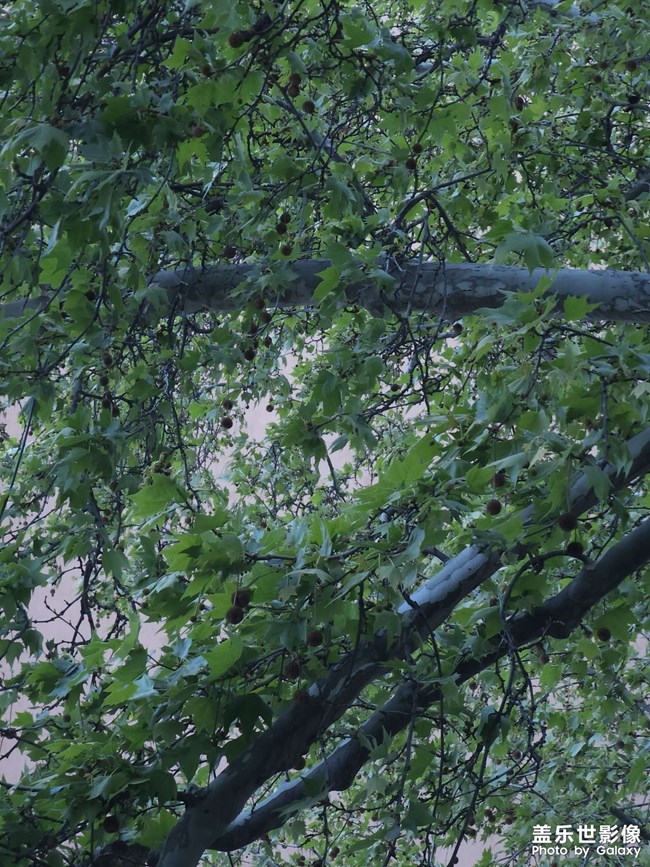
[212, 514, 650, 850]
[152, 424, 650, 867]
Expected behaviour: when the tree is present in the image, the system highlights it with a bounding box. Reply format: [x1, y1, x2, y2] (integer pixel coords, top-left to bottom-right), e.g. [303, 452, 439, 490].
[0, 0, 648, 865]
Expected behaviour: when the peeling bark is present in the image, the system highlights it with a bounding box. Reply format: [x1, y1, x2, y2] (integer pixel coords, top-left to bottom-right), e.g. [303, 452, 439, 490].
[4, 262, 650, 324]
[156, 261, 650, 323]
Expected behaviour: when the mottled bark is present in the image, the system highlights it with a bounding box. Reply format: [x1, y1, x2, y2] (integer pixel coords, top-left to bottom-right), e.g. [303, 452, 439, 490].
[5, 262, 650, 324]
[155, 261, 650, 323]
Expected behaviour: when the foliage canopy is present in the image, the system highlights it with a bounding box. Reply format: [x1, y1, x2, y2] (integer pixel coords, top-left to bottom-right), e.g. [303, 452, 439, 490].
[0, 0, 649, 865]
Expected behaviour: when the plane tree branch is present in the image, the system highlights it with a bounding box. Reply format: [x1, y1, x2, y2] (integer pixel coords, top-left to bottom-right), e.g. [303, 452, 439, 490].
[212, 514, 650, 850]
[150, 424, 650, 867]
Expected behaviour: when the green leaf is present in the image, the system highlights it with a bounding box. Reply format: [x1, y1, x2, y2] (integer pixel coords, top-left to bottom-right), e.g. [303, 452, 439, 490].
[205, 636, 243, 679]
[563, 294, 602, 320]
[3, 123, 70, 170]
[103, 546, 129, 579]
[403, 800, 432, 829]
[130, 474, 187, 516]
[582, 465, 612, 502]
[495, 232, 554, 272]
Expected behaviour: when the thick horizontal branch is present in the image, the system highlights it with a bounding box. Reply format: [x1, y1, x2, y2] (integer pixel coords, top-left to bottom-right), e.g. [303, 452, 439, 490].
[154, 261, 650, 323]
[153, 425, 650, 867]
[213, 515, 650, 850]
[4, 262, 650, 324]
